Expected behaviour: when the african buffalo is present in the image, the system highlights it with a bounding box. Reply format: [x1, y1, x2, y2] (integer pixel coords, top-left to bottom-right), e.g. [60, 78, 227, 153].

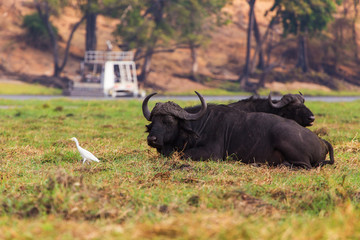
[228, 93, 315, 127]
[142, 92, 334, 169]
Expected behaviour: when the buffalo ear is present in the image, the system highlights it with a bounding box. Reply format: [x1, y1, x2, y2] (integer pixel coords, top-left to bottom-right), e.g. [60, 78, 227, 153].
[145, 123, 152, 132]
[179, 120, 198, 139]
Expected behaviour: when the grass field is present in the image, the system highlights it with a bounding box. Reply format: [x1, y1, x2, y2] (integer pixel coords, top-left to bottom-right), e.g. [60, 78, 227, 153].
[1, 97, 360, 239]
[1, 80, 360, 97]
[165, 88, 360, 97]
[0, 82, 62, 95]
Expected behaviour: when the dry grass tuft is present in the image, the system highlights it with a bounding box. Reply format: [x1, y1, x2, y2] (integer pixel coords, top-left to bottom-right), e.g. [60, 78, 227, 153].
[74, 165, 110, 174]
[337, 138, 360, 153]
[313, 127, 329, 136]
[152, 171, 171, 181]
[223, 190, 279, 216]
[1, 169, 131, 221]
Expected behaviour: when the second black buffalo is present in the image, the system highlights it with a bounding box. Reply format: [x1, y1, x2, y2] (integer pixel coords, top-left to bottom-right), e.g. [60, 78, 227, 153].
[142, 92, 334, 169]
[228, 93, 315, 127]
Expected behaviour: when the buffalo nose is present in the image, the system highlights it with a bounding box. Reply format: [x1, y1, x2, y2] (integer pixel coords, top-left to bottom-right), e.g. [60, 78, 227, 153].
[309, 116, 315, 121]
[147, 136, 157, 144]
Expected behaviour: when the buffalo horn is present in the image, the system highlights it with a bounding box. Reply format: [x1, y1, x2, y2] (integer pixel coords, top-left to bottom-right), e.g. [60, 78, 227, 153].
[142, 93, 157, 120]
[298, 91, 305, 103]
[268, 93, 292, 108]
[183, 91, 207, 120]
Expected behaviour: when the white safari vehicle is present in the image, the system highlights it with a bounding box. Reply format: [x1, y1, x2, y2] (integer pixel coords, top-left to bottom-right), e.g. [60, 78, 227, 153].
[67, 50, 144, 97]
[103, 60, 139, 97]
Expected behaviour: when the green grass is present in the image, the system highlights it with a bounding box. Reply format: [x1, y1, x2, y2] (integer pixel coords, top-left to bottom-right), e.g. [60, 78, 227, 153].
[166, 88, 251, 96]
[0, 82, 62, 95]
[258, 88, 360, 97]
[163, 87, 360, 97]
[1, 80, 360, 97]
[1, 98, 360, 239]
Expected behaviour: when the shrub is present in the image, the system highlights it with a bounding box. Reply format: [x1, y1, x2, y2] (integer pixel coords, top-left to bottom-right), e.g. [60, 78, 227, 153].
[22, 13, 58, 50]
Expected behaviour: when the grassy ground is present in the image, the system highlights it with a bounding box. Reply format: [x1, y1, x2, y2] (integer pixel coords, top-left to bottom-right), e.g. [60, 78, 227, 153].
[0, 82, 62, 95]
[162, 88, 360, 97]
[0, 97, 360, 239]
[1, 80, 359, 97]
[258, 88, 360, 97]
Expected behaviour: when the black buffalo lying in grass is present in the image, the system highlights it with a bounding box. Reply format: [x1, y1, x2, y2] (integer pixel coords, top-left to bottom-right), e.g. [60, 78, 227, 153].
[228, 93, 315, 127]
[142, 92, 334, 169]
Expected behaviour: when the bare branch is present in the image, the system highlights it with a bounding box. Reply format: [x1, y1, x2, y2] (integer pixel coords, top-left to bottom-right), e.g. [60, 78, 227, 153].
[59, 15, 86, 71]
[249, 13, 280, 73]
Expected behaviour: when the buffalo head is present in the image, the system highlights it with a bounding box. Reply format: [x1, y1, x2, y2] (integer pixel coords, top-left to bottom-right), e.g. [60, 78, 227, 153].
[268, 92, 315, 126]
[142, 91, 207, 155]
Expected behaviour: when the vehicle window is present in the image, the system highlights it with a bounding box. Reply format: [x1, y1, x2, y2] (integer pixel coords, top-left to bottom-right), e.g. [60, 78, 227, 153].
[114, 65, 120, 83]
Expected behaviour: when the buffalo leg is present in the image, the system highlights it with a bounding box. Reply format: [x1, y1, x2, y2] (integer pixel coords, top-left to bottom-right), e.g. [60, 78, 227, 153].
[267, 150, 309, 169]
[275, 142, 312, 169]
[267, 150, 284, 166]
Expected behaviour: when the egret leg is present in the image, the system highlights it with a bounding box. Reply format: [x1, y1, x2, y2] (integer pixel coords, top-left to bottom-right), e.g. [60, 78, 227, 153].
[83, 158, 87, 164]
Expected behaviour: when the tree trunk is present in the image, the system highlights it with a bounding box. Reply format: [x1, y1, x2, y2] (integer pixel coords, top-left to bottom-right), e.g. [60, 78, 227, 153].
[134, 48, 142, 60]
[35, 0, 85, 78]
[249, 12, 268, 74]
[45, 16, 60, 77]
[256, 20, 276, 90]
[35, 1, 60, 77]
[239, 0, 256, 88]
[252, 13, 264, 70]
[332, 43, 339, 69]
[139, 48, 153, 82]
[296, 34, 309, 73]
[59, 16, 86, 72]
[190, 43, 199, 82]
[138, 0, 165, 83]
[86, 12, 97, 51]
[352, 0, 359, 62]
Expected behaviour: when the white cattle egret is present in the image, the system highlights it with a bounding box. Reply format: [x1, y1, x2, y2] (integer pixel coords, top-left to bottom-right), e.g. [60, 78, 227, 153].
[70, 137, 100, 164]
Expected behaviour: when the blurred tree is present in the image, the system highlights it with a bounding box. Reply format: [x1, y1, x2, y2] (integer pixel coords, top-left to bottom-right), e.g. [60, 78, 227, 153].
[253, 15, 281, 91]
[239, 0, 282, 91]
[239, 0, 256, 88]
[114, 0, 230, 83]
[33, 0, 128, 77]
[22, 13, 58, 49]
[79, 0, 131, 51]
[168, 0, 230, 82]
[115, 0, 170, 83]
[351, 0, 359, 62]
[270, 0, 342, 72]
[252, 12, 264, 71]
[329, 0, 356, 68]
[33, 0, 85, 77]
[84, 0, 98, 51]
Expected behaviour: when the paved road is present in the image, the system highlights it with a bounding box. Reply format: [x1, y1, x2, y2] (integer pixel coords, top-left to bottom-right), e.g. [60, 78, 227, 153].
[1, 94, 360, 102]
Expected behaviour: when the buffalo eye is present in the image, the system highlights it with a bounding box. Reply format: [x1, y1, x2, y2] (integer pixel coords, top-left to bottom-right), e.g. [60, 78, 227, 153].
[162, 116, 176, 125]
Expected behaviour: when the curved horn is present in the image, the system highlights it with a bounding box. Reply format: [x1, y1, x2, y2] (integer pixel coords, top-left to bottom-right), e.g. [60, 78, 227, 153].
[183, 91, 207, 120]
[298, 91, 305, 103]
[142, 93, 157, 121]
[268, 93, 291, 109]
